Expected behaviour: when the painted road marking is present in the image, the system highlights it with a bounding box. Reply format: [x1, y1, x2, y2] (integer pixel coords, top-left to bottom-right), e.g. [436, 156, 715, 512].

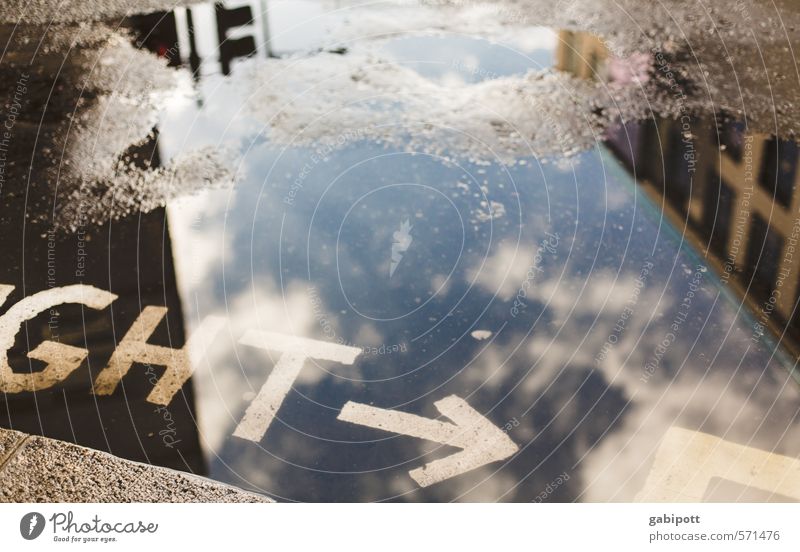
[93, 306, 226, 405]
[0, 284, 117, 393]
[233, 330, 362, 442]
[636, 426, 800, 501]
[338, 395, 519, 487]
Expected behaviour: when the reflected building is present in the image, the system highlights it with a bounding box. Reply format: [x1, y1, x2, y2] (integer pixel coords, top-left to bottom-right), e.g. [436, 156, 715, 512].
[555, 29, 800, 359]
[0, 0, 273, 479]
[555, 30, 610, 82]
[0, 194, 208, 474]
[606, 119, 800, 359]
[0, 24, 207, 474]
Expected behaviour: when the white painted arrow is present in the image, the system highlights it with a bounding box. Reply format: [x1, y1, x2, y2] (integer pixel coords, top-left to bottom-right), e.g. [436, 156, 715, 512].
[337, 395, 519, 487]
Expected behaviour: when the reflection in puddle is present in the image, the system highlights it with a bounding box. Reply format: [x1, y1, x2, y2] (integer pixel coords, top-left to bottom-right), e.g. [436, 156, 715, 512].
[1, 0, 800, 503]
[382, 32, 558, 84]
[608, 119, 800, 360]
[0, 206, 208, 474]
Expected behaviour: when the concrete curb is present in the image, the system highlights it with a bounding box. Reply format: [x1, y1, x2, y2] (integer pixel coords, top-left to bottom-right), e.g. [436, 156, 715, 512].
[0, 428, 272, 503]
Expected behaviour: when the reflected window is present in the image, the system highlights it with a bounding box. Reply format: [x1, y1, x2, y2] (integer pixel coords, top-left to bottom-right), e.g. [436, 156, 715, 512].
[703, 169, 734, 258]
[718, 120, 745, 163]
[744, 213, 784, 302]
[664, 125, 693, 212]
[758, 137, 798, 209]
[790, 280, 800, 335]
[638, 121, 664, 186]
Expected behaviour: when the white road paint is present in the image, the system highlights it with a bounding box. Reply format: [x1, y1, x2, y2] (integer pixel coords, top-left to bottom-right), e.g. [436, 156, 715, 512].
[93, 306, 226, 405]
[338, 395, 519, 487]
[0, 284, 117, 393]
[0, 284, 13, 306]
[233, 330, 362, 442]
[636, 426, 800, 501]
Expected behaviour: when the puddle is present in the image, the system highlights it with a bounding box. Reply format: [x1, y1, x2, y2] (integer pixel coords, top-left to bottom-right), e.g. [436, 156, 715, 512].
[1, 0, 800, 502]
[380, 32, 558, 84]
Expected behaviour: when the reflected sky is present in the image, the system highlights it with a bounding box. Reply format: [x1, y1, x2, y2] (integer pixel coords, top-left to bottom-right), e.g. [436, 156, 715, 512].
[2, 0, 800, 503]
[165, 134, 800, 501]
